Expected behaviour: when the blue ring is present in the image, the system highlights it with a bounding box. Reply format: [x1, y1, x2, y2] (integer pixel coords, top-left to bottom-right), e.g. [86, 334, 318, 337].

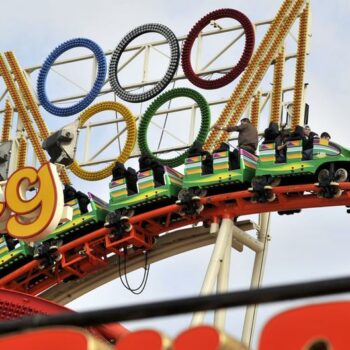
[37, 38, 106, 117]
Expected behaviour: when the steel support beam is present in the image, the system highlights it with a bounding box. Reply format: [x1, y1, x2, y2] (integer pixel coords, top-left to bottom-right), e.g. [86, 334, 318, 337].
[241, 212, 271, 348]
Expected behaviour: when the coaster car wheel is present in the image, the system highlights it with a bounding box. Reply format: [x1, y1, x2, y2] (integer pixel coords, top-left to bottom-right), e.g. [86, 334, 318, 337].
[318, 168, 330, 183]
[333, 188, 343, 198]
[266, 191, 276, 202]
[177, 188, 190, 203]
[193, 187, 207, 198]
[270, 176, 281, 187]
[335, 168, 348, 182]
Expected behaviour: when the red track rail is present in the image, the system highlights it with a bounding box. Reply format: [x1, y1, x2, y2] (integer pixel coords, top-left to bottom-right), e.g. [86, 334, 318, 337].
[1, 182, 350, 295]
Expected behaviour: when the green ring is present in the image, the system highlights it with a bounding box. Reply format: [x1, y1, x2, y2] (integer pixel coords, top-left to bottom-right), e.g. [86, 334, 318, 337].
[138, 88, 211, 168]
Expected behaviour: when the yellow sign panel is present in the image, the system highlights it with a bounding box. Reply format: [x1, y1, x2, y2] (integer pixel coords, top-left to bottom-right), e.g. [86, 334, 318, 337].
[0, 163, 65, 242]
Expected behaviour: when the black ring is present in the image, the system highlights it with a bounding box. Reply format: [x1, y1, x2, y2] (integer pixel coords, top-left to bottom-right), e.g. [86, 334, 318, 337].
[109, 23, 180, 103]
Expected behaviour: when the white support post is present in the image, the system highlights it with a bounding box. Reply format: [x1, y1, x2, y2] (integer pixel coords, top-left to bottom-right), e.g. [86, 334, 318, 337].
[241, 212, 271, 348]
[232, 239, 244, 253]
[191, 218, 233, 326]
[231, 225, 264, 252]
[210, 221, 219, 235]
[214, 230, 232, 330]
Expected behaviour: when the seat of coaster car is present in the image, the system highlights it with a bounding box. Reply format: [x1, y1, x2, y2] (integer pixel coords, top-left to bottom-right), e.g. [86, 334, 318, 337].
[213, 142, 239, 171]
[213, 142, 230, 152]
[63, 184, 78, 202]
[262, 122, 280, 144]
[188, 141, 213, 175]
[63, 184, 90, 214]
[138, 155, 165, 187]
[112, 162, 138, 195]
[125, 167, 138, 194]
[75, 191, 90, 214]
[287, 125, 304, 141]
[112, 162, 127, 180]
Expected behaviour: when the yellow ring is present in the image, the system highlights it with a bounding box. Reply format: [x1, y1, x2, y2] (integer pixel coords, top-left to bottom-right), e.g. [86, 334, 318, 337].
[69, 101, 136, 181]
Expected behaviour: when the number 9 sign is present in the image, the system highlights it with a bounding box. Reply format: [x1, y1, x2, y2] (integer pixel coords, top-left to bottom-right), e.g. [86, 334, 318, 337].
[1, 163, 64, 242]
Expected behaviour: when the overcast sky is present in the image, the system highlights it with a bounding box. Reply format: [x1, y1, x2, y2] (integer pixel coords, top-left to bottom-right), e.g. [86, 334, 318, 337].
[1, 0, 350, 347]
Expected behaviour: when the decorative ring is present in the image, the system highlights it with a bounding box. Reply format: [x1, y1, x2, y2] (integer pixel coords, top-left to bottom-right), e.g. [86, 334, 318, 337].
[37, 38, 106, 116]
[138, 88, 210, 168]
[109, 23, 180, 103]
[69, 101, 136, 181]
[182, 9, 255, 89]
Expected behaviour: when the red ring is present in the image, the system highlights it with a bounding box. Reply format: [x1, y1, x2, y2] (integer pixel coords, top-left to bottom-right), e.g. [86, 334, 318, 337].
[181, 8, 255, 89]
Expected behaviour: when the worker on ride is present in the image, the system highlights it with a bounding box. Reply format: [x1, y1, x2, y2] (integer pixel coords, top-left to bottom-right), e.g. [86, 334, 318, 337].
[213, 118, 258, 155]
[213, 118, 258, 169]
[302, 125, 318, 160]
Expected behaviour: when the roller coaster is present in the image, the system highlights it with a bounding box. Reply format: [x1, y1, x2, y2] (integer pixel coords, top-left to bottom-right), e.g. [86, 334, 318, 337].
[1, 129, 349, 287]
[0, 0, 346, 348]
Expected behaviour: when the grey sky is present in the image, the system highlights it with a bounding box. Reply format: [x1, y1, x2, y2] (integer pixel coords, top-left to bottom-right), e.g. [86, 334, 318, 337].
[1, 0, 350, 347]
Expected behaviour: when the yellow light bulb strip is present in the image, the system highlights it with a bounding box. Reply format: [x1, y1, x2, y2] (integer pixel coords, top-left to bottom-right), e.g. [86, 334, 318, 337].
[16, 136, 27, 169]
[203, 0, 295, 151]
[5, 52, 50, 140]
[250, 91, 261, 128]
[291, 2, 310, 129]
[270, 46, 285, 124]
[209, 0, 306, 151]
[58, 164, 71, 185]
[5, 52, 71, 185]
[2, 99, 13, 142]
[69, 101, 136, 181]
[0, 54, 48, 166]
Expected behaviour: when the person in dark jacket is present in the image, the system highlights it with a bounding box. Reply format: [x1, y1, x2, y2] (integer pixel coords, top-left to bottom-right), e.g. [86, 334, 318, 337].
[263, 121, 279, 143]
[139, 155, 165, 187]
[302, 125, 318, 160]
[213, 118, 258, 154]
[275, 132, 288, 163]
[213, 118, 258, 170]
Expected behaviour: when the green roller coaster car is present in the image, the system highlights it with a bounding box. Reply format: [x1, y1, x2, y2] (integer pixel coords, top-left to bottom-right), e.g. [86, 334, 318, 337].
[256, 138, 350, 181]
[0, 192, 109, 276]
[182, 148, 258, 193]
[107, 166, 183, 215]
[46, 193, 109, 243]
[0, 236, 32, 277]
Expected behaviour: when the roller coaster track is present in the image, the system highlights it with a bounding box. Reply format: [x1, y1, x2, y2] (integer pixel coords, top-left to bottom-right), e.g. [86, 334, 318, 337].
[0, 181, 349, 303]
